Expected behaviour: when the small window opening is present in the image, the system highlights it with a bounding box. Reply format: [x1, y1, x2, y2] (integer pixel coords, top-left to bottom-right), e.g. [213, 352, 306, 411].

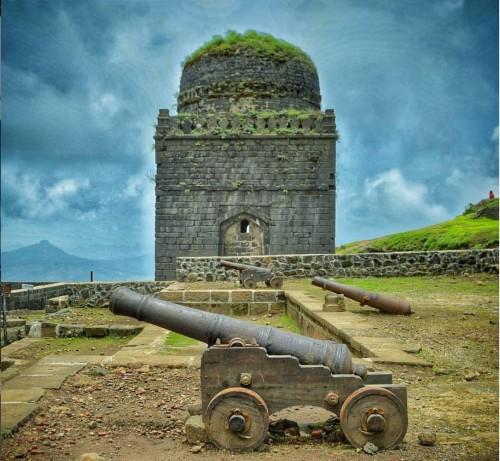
[240, 219, 250, 233]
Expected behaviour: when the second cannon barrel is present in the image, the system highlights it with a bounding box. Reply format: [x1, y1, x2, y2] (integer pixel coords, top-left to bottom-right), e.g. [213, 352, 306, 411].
[312, 276, 412, 315]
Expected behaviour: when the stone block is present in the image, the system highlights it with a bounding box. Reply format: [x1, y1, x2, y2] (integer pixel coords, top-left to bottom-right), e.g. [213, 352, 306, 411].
[323, 293, 346, 312]
[108, 324, 141, 337]
[28, 322, 42, 338]
[209, 304, 232, 315]
[41, 322, 57, 338]
[253, 290, 277, 302]
[249, 303, 269, 315]
[270, 302, 286, 313]
[1, 402, 39, 432]
[183, 302, 210, 312]
[46, 295, 69, 313]
[210, 290, 229, 302]
[188, 401, 202, 416]
[231, 290, 253, 302]
[4, 318, 26, 328]
[45, 304, 58, 314]
[184, 291, 210, 302]
[84, 325, 108, 337]
[158, 290, 184, 302]
[231, 303, 249, 316]
[184, 415, 207, 444]
[1, 387, 45, 403]
[56, 324, 84, 338]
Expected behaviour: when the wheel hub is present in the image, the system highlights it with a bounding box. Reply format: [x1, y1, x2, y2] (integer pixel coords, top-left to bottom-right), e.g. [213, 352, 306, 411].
[228, 413, 246, 433]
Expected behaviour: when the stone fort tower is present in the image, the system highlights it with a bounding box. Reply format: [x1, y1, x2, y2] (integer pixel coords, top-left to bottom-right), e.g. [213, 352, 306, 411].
[154, 32, 338, 280]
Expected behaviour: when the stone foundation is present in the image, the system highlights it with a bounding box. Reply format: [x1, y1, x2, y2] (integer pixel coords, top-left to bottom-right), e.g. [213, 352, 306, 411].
[158, 289, 285, 316]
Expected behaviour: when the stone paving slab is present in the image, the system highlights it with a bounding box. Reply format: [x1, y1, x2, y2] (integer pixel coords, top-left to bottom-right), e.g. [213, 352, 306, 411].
[110, 353, 201, 368]
[37, 354, 111, 366]
[3, 362, 86, 390]
[1, 402, 39, 432]
[1, 338, 41, 358]
[285, 290, 431, 367]
[1, 388, 45, 403]
[111, 325, 203, 368]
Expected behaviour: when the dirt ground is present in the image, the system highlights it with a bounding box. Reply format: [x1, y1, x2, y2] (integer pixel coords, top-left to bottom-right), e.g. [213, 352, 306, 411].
[1, 275, 498, 461]
[13, 307, 143, 327]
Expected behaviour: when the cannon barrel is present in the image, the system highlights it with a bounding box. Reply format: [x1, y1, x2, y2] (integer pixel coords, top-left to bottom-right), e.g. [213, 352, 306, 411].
[110, 287, 364, 376]
[219, 260, 270, 273]
[312, 276, 412, 315]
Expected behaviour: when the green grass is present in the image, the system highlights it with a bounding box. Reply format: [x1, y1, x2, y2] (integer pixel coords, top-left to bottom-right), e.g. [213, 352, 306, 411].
[182, 30, 316, 70]
[337, 204, 498, 254]
[164, 331, 200, 348]
[285, 275, 499, 298]
[162, 313, 300, 354]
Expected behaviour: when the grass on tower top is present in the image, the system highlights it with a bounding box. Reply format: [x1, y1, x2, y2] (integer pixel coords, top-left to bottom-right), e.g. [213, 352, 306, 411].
[182, 30, 316, 70]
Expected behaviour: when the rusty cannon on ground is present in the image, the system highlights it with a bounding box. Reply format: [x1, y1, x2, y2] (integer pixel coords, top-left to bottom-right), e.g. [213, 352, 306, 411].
[110, 287, 408, 452]
[312, 276, 412, 315]
[219, 260, 283, 289]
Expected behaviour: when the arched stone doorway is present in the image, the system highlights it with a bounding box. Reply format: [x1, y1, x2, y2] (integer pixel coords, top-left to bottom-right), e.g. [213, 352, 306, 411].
[220, 213, 265, 256]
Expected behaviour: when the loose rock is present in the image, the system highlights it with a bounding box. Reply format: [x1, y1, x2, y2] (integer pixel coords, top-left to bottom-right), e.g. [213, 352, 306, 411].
[363, 442, 379, 454]
[418, 431, 437, 446]
[190, 445, 203, 454]
[78, 454, 105, 461]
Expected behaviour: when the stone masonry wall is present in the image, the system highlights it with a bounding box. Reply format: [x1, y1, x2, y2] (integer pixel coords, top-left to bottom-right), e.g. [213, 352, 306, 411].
[176, 249, 499, 281]
[7, 281, 171, 310]
[158, 289, 285, 316]
[155, 132, 336, 280]
[179, 50, 320, 113]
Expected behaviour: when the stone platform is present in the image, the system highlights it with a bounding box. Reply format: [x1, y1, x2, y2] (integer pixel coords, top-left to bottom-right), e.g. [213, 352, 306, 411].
[285, 290, 431, 367]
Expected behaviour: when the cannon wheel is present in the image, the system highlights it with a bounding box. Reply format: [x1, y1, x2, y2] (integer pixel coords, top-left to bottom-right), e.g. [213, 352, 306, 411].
[205, 387, 269, 452]
[243, 278, 257, 289]
[340, 387, 407, 449]
[268, 277, 283, 289]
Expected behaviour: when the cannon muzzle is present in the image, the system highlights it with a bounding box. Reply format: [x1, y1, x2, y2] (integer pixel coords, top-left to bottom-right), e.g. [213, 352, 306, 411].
[110, 287, 365, 376]
[312, 276, 412, 315]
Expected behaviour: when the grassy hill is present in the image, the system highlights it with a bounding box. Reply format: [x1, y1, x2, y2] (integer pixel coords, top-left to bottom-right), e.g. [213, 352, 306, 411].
[337, 199, 499, 254]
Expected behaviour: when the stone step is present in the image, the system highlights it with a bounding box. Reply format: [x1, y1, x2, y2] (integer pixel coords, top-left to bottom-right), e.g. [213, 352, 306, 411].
[1, 318, 27, 328]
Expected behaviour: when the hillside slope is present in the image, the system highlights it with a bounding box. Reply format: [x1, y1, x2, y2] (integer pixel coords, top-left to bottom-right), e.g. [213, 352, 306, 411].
[337, 199, 499, 254]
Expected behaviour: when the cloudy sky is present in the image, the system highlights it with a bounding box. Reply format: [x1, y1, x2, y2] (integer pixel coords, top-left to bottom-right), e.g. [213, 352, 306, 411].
[2, 0, 498, 269]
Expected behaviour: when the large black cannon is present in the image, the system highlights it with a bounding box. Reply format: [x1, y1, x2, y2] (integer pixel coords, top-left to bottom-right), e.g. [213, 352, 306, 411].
[312, 276, 412, 315]
[219, 260, 283, 289]
[110, 288, 408, 452]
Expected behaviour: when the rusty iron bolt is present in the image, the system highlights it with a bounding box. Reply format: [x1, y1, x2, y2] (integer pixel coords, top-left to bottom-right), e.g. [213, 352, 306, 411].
[366, 413, 386, 433]
[240, 373, 252, 386]
[324, 392, 339, 406]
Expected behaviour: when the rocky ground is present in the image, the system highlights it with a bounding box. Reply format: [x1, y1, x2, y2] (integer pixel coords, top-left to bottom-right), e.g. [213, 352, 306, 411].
[1, 275, 498, 461]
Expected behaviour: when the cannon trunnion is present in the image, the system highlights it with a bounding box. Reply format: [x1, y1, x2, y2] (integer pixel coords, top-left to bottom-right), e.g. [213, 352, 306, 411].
[110, 288, 408, 452]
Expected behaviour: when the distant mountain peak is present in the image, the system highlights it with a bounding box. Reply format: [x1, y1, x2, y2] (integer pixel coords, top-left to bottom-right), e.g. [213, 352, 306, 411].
[38, 239, 53, 246]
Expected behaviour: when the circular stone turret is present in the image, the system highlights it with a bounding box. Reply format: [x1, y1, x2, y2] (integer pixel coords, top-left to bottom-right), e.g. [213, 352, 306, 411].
[177, 31, 321, 114]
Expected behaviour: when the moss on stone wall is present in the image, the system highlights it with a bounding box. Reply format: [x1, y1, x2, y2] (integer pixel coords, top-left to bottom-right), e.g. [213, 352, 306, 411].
[182, 30, 316, 71]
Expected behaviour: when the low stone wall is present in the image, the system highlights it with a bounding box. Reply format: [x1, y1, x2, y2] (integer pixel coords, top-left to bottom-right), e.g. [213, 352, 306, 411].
[176, 249, 498, 281]
[8, 283, 68, 310]
[158, 289, 285, 316]
[7, 281, 172, 310]
[65, 281, 172, 307]
[285, 293, 333, 342]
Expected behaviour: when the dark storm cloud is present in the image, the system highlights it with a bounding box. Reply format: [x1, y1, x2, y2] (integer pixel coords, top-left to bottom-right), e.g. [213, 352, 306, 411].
[1, 0, 498, 263]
